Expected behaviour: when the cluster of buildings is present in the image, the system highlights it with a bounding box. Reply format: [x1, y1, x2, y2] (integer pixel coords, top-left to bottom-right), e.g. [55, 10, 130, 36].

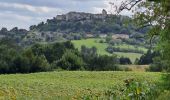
[56, 9, 109, 21]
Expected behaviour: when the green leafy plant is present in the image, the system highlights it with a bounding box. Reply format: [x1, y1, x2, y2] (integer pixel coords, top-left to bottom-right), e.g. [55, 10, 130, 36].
[105, 78, 160, 100]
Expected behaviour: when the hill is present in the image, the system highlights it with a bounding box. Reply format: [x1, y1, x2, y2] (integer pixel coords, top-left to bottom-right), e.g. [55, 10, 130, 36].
[0, 10, 150, 47]
[23, 10, 149, 46]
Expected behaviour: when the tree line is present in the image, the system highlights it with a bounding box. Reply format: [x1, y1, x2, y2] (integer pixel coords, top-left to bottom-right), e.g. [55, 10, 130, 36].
[1, 38, 132, 74]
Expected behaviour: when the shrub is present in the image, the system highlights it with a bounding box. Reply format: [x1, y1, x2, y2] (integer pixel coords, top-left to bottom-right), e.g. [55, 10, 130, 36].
[31, 55, 51, 72]
[124, 67, 132, 71]
[92, 55, 119, 71]
[105, 79, 160, 100]
[119, 57, 132, 65]
[57, 50, 84, 70]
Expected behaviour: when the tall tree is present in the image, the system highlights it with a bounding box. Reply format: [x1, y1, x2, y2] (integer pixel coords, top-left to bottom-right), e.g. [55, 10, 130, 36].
[111, 0, 170, 71]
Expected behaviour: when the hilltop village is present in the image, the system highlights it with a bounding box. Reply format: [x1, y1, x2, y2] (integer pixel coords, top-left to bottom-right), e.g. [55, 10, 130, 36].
[56, 9, 109, 21]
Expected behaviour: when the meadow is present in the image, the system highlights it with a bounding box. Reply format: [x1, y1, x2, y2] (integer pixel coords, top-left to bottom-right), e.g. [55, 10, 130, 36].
[0, 71, 161, 99]
[72, 38, 147, 63]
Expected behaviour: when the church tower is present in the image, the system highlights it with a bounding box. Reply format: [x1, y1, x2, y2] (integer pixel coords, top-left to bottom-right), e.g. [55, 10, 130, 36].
[102, 9, 107, 17]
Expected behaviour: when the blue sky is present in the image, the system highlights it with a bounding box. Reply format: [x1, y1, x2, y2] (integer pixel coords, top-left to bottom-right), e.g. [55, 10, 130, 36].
[0, 0, 132, 30]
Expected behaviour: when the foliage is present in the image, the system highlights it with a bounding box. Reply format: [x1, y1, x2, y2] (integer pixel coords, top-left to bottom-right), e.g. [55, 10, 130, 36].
[131, 0, 170, 69]
[72, 38, 144, 63]
[29, 15, 143, 35]
[0, 71, 161, 99]
[119, 57, 132, 65]
[56, 50, 84, 70]
[0, 27, 28, 45]
[105, 79, 160, 100]
[81, 45, 119, 71]
[138, 50, 159, 65]
[92, 55, 119, 71]
[0, 40, 78, 73]
[106, 46, 144, 54]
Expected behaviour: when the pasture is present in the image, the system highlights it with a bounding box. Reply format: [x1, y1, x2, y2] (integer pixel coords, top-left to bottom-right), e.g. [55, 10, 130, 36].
[0, 71, 161, 99]
[72, 38, 147, 63]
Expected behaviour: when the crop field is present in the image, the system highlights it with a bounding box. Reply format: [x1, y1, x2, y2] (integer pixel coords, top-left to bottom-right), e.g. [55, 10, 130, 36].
[0, 71, 161, 99]
[72, 38, 146, 63]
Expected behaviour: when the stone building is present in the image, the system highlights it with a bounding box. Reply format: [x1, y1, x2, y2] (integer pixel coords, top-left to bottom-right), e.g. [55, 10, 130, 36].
[56, 15, 66, 20]
[56, 9, 109, 21]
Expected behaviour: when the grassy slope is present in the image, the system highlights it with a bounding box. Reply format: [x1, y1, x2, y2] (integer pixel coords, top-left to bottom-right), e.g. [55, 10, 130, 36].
[72, 38, 109, 55]
[0, 71, 161, 99]
[72, 38, 146, 63]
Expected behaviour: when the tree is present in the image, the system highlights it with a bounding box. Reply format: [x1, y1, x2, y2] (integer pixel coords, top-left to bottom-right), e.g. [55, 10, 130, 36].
[81, 46, 98, 70]
[31, 55, 51, 72]
[112, 0, 170, 70]
[119, 57, 132, 65]
[93, 55, 119, 71]
[57, 50, 84, 70]
[111, 0, 170, 92]
[0, 27, 8, 35]
[13, 55, 31, 73]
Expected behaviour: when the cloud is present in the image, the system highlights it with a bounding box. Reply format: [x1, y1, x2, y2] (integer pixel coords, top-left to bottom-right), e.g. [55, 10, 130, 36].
[0, 0, 134, 29]
[0, 2, 63, 14]
[0, 11, 49, 29]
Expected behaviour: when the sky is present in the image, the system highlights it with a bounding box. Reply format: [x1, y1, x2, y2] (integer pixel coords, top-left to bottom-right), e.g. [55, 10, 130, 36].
[0, 0, 133, 30]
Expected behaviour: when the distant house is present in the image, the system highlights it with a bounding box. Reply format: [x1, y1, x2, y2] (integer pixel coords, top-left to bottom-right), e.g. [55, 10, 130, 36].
[112, 34, 129, 39]
[55, 9, 108, 21]
[56, 15, 66, 20]
[99, 34, 107, 38]
[86, 34, 94, 38]
[0, 35, 5, 39]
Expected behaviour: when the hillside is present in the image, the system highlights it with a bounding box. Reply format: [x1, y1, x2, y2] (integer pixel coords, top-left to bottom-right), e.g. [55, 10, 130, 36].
[0, 10, 150, 47]
[72, 38, 147, 63]
[23, 10, 149, 45]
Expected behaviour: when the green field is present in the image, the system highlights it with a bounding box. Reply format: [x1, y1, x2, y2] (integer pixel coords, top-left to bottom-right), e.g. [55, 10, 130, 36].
[0, 71, 161, 99]
[72, 38, 146, 63]
[114, 44, 148, 52]
[72, 38, 109, 55]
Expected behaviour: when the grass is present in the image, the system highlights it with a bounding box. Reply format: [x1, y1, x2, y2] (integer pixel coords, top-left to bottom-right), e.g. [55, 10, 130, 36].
[114, 52, 142, 63]
[119, 65, 149, 72]
[72, 38, 109, 55]
[0, 71, 161, 99]
[114, 44, 148, 53]
[72, 38, 146, 63]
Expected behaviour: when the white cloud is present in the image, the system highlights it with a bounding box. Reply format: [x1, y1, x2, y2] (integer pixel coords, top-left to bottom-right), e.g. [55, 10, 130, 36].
[0, 11, 48, 29]
[0, 2, 63, 14]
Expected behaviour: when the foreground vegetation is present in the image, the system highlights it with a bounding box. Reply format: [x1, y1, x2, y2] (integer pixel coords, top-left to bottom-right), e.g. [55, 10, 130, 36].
[0, 71, 161, 99]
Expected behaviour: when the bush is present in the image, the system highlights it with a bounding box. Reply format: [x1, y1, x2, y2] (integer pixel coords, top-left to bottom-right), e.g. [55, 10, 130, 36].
[106, 46, 144, 54]
[105, 79, 160, 100]
[99, 40, 104, 43]
[13, 55, 31, 73]
[57, 50, 84, 70]
[31, 55, 51, 72]
[91, 55, 120, 71]
[138, 50, 159, 65]
[124, 67, 132, 71]
[119, 57, 132, 65]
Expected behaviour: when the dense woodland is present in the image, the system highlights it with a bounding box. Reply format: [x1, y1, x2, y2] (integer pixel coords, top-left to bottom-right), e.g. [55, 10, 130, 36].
[0, 38, 122, 73]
